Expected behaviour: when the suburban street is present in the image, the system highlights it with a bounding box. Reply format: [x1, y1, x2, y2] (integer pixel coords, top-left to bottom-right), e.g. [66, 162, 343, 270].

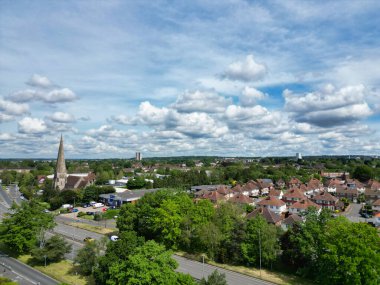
[0, 252, 59, 285]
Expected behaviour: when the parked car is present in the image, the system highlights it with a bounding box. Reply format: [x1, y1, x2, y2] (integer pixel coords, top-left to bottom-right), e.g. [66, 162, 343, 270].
[72, 208, 79, 213]
[89, 201, 97, 206]
[361, 212, 370, 219]
[110, 235, 119, 242]
[83, 204, 90, 208]
[83, 237, 95, 243]
[86, 211, 95, 215]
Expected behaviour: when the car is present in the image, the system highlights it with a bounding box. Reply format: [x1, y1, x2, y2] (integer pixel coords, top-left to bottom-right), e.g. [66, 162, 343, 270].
[110, 235, 119, 242]
[86, 211, 95, 215]
[361, 213, 370, 219]
[43, 209, 50, 213]
[83, 204, 90, 208]
[72, 208, 79, 213]
[83, 237, 95, 243]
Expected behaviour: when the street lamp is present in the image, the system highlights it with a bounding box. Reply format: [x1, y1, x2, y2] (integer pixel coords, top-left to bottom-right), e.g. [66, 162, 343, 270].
[258, 228, 262, 279]
[44, 255, 47, 267]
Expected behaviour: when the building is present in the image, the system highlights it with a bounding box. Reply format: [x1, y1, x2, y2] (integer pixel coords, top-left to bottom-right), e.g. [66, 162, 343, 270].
[135, 152, 142, 161]
[296, 152, 302, 160]
[53, 135, 67, 190]
[288, 198, 321, 215]
[257, 196, 287, 214]
[312, 191, 340, 211]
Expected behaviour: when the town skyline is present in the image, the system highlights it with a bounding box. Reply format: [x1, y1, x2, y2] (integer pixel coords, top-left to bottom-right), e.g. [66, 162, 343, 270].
[1, 1, 380, 158]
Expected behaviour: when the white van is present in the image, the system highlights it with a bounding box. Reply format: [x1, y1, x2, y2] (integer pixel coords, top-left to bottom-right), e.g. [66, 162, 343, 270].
[93, 202, 104, 208]
[62, 204, 73, 209]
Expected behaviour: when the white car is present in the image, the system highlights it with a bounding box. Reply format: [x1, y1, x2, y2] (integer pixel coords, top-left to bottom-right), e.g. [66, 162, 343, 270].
[110, 235, 119, 241]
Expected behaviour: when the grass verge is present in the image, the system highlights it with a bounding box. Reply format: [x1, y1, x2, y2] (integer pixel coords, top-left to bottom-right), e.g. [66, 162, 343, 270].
[175, 251, 314, 285]
[68, 222, 115, 235]
[18, 255, 94, 285]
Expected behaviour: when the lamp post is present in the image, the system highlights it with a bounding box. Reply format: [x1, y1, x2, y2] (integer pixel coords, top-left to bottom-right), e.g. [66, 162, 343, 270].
[258, 228, 262, 279]
[202, 254, 205, 278]
[44, 255, 47, 267]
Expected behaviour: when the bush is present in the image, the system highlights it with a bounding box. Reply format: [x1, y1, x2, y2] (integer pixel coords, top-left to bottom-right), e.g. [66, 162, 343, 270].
[77, 211, 86, 217]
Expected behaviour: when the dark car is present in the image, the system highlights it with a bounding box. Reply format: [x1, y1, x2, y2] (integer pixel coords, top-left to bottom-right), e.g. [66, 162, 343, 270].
[86, 211, 95, 215]
[361, 212, 370, 219]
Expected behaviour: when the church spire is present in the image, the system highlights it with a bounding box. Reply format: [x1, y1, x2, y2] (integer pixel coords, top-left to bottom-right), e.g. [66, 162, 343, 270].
[54, 134, 67, 190]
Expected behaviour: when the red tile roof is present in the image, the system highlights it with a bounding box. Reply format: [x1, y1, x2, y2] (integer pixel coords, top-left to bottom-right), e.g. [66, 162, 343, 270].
[289, 198, 321, 210]
[246, 207, 282, 224]
[257, 196, 286, 207]
[313, 191, 338, 202]
[229, 193, 254, 204]
[283, 188, 305, 199]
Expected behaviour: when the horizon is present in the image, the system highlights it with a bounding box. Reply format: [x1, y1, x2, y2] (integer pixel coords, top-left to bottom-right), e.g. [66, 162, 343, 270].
[1, 1, 380, 158]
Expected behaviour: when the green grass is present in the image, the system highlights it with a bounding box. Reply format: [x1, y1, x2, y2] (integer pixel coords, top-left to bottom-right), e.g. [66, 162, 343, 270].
[101, 209, 120, 219]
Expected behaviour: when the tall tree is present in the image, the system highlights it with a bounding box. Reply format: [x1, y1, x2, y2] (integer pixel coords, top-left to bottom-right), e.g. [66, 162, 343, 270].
[200, 270, 228, 285]
[31, 235, 71, 264]
[0, 201, 55, 254]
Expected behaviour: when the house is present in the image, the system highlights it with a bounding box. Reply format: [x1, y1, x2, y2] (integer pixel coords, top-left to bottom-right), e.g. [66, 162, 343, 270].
[346, 179, 365, 194]
[373, 199, 380, 212]
[201, 191, 225, 203]
[288, 177, 302, 188]
[374, 212, 380, 227]
[281, 214, 303, 230]
[276, 179, 286, 188]
[257, 196, 287, 214]
[256, 179, 274, 195]
[335, 185, 358, 201]
[244, 180, 260, 197]
[367, 179, 380, 191]
[246, 207, 282, 226]
[364, 188, 380, 203]
[312, 191, 340, 211]
[326, 178, 343, 194]
[229, 193, 255, 205]
[288, 198, 321, 215]
[268, 189, 283, 199]
[216, 185, 234, 198]
[282, 188, 305, 205]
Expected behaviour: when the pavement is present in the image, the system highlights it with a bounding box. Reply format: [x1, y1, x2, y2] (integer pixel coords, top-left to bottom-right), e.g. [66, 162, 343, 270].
[174, 255, 275, 285]
[0, 253, 59, 285]
[342, 202, 368, 223]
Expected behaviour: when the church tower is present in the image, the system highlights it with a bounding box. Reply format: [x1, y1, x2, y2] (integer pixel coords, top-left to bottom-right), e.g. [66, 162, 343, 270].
[53, 135, 67, 190]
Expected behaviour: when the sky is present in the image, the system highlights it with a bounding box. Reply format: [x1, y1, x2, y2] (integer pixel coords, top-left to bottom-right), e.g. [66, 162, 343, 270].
[1, 0, 380, 158]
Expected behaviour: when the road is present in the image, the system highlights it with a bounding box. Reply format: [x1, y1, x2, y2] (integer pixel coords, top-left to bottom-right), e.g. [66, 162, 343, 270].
[0, 253, 59, 285]
[174, 255, 274, 285]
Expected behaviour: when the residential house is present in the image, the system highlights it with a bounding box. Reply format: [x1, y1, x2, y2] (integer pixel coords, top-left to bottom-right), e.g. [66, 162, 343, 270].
[201, 191, 225, 203]
[288, 177, 302, 188]
[364, 188, 380, 203]
[282, 188, 305, 205]
[312, 191, 340, 211]
[229, 193, 255, 205]
[257, 196, 287, 214]
[276, 178, 286, 188]
[335, 185, 358, 201]
[246, 207, 282, 226]
[288, 198, 321, 215]
[244, 180, 260, 197]
[281, 214, 303, 230]
[372, 199, 380, 212]
[268, 189, 283, 199]
[256, 179, 274, 195]
[216, 185, 234, 198]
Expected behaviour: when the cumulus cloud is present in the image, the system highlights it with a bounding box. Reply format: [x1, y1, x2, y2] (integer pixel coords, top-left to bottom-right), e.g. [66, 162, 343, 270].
[0, 98, 29, 115]
[18, 117, 48, 134]
[26, 74, 53, 88]
[48, 112, 76, 123]
[0, 113, 14, 123]
[223, 55, 267, 82]
[0, 133, 15, 141]
[171, 90, 231, 113]
[7, 88, 77, 103]
[240, 87, 267, 106]
[284, 84, 373, 127]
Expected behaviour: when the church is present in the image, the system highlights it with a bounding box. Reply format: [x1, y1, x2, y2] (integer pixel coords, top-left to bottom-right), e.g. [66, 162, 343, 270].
[53, 135, 95, 190]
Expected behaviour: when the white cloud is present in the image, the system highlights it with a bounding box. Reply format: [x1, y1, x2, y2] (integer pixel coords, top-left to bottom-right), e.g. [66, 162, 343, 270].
[0, 98, 29, 115]
[26, 74, 53, 88]
[7, 88, 77, 103]
[284, 84, 373, 127]
[223, 55, 267, 82]
[18, 117, 48, 134]
[171, 90, 231, 113]
[0, 113, 14, 122]
[0, 133, 15, 141]
[49, 112, 75, 123]
[43, 88, 77, 103]
[240, 86, 267, 106]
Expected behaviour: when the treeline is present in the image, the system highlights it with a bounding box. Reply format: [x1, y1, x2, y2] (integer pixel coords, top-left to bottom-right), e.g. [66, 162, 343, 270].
[111, 189, 380, 285]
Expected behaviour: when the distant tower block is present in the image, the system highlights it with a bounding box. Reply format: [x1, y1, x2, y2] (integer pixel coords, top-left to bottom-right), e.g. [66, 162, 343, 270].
[296, 152, 302, 160]
[135, 152, 142, 161]
[54, 135, 67, 190]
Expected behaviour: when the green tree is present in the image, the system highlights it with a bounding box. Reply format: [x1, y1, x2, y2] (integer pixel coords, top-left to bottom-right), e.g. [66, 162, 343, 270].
[0, 277, 18, 285]
[200, 270, 228, 285]
[0, 201, 55, 254]
[74, 239, 98, 275]
[31, 235, 71, 264]
[352, 165, 374, 182]
[241, 215, 281, 267]
[316, 217, 380, 285]
[107, 240, 195, 285]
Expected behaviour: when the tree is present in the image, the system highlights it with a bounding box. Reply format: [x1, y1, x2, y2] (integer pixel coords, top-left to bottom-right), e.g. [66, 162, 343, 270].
[316, 217, 380, 285]
[0, 201, 55, 254]
[107, 240, 196, 285]
[0, 277, 18, 285]
[31, 235, 71, 264]
[74, 239, 98, 275]
[352, 165, 374, 182]
[200, 270, 228, 285]
[241, 215, 281, 267]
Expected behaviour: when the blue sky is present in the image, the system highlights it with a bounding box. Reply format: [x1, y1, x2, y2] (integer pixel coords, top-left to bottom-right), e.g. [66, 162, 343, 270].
[1, 0, 380, 158]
